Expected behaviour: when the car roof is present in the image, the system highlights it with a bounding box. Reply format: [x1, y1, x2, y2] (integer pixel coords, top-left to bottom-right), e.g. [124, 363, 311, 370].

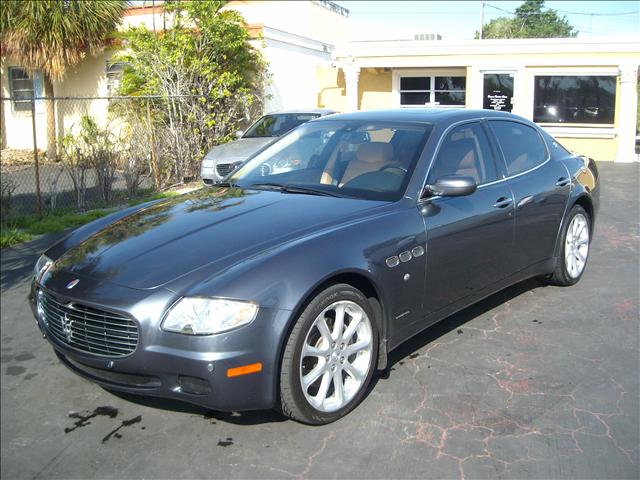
[310, 108, 530, 125]
[263, 109, 337, 116]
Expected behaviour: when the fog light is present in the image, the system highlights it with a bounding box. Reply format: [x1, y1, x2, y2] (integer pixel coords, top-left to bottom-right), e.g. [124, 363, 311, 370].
[177, 375, 212, 395]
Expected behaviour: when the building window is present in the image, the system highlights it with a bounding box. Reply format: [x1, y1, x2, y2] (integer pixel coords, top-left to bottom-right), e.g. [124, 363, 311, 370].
[8, 67, 35, 112]
[533, 75, 616, 125]
[399, 75, 466, 107]
[106, 62, 125, 96]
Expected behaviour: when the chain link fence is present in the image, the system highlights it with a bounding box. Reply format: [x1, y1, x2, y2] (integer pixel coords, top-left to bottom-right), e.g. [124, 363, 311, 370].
[0, 94, 232, 221]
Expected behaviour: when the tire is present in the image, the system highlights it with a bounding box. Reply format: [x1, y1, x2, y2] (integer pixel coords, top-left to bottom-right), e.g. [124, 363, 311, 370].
[279, 284, 379, 425]
[545, 204, 591, 286]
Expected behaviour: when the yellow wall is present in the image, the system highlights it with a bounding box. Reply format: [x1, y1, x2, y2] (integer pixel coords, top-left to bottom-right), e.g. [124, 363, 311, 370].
[358, 69, 392, 110]
[552, 137, 618, 161]
[2, 50, 123, 152]
[316, 67, 346, 112]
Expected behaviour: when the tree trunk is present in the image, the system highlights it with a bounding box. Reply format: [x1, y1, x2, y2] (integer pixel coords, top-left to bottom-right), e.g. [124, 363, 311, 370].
[43, 74, 57, 160]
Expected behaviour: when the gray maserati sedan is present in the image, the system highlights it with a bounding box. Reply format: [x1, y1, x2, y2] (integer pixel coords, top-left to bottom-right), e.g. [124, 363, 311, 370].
[30, 109, 599, 425]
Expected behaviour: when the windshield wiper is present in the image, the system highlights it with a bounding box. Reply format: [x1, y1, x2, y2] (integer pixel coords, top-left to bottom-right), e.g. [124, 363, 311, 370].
[248, 182, 342, 197]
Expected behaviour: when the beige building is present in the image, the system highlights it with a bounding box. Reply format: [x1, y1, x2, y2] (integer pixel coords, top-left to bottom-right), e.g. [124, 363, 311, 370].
[1, 1, 348, 151]
[2, 2, 638, 162]
[317, 37, 639, 162]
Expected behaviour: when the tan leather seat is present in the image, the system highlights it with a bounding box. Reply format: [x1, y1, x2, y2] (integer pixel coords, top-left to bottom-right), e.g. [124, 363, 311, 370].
[340, 142, 394, 185]
[431, 138, 480, 183]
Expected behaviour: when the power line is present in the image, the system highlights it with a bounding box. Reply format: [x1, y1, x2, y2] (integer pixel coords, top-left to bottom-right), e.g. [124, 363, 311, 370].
[349, 8, 638, 17]
[484, 3, 638, 17]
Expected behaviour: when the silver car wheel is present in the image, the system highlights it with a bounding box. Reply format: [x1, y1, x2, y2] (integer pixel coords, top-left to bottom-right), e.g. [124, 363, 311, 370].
[299, 300, 373, 413]
[564, 213, 589, 279]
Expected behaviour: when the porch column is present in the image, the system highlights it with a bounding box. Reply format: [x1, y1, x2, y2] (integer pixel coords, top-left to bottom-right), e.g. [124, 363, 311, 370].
[615, 63, 638, 163]
[344, 64, 361, 112]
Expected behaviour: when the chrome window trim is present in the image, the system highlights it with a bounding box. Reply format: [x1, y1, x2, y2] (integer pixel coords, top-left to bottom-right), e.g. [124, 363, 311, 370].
[485, 118, 551, 180]
[417, 117, 552, 205]
[418, 118, 502, 204]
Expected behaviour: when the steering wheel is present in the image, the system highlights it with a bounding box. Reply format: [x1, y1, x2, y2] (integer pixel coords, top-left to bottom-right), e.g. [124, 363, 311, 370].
[378, 163, 408, 175]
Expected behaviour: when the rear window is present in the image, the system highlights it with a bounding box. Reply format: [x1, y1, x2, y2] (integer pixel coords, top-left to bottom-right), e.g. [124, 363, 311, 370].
[243, 113, 320, 138]
[489, 120, 548, 176]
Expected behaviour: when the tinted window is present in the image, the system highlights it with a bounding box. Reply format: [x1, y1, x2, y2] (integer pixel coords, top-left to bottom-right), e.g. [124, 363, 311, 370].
[231, 121, 431, 202]
[489, 121, 547, 176]
[533, 75, 616, 125]
[428, 122, 498, 185]
[243, 113, 320, 138]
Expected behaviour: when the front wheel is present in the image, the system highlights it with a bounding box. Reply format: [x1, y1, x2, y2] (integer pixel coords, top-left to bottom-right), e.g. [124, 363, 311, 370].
[279, 284, 378, 425]
[545, 204, 591, 286]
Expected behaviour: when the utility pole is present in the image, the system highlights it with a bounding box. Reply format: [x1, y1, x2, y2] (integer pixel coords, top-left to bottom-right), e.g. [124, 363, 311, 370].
[480, 1, 485, 39]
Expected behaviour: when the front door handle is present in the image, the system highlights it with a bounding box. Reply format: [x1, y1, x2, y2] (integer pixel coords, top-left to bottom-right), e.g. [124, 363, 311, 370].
[555, 177, 570, 188]
[493, 197, 513, 209]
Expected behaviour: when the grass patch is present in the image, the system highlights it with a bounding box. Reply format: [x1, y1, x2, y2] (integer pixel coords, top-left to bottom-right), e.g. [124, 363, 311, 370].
[0, 188, 191, 248]
[21, 210, 112, 235]
[0, 228, 33, 249]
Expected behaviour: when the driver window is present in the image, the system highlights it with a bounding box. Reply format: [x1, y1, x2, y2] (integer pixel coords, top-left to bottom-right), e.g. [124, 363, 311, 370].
[428, 122, 498, 185]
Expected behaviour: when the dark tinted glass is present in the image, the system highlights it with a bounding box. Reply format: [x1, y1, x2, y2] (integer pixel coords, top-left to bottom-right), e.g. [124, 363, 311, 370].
[400, 92, 429, 105]
[400, 77, 430, 90]
[428, 122, 498, 185]
[435, 91, 465, 105]
[489, 121, 547, 176]
[533, 75, 616, 124]
[434, 76, 466, 90]
[244, 113, 320, 137]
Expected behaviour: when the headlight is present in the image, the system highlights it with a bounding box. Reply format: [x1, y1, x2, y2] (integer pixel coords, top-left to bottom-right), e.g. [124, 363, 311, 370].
[202, 158, 215, 168]
[162, 297, 258, 335]
[34, 254, 53, 283]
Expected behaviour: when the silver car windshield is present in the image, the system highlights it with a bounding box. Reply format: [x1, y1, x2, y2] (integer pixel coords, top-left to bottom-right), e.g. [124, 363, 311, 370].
[230, 121, 432, 201]
[243, 113, 321, 138]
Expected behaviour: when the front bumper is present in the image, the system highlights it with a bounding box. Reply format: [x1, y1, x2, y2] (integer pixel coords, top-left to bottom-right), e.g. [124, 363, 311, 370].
[201, 165, 222, 185]
[29, 276, 292, 412]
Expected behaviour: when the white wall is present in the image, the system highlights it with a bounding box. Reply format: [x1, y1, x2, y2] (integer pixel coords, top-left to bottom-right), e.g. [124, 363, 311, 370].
[260, 29, 332, 111]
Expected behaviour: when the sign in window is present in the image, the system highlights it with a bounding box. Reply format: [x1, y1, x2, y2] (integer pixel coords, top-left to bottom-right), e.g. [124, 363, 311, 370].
[483, 73, 514, 112]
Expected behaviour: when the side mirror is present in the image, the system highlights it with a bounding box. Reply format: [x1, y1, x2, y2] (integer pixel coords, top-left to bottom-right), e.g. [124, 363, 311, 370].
[424, 175, 477, 198]
[235, 130, 244, 139]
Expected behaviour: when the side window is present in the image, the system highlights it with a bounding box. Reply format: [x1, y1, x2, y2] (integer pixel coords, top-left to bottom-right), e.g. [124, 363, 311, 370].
[489, 121, 547, 176]
[427, 122, 498, 185]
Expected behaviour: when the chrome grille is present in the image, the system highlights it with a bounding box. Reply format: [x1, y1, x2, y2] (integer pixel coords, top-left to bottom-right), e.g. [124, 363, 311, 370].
[216, 163, 235, 177]
[39, 290, 138, 357]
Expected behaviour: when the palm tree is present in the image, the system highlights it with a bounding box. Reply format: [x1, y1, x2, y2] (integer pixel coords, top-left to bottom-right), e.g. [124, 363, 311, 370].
[0, 0, 127, 159]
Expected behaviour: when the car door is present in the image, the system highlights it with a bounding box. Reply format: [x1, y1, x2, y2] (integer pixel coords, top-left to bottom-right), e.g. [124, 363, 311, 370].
[420, 121, 515, 319]
[487, 120, 570, 273]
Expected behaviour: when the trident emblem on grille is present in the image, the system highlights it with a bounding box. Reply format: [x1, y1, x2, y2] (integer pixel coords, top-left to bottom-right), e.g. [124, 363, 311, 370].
[62, 313, 74, 341]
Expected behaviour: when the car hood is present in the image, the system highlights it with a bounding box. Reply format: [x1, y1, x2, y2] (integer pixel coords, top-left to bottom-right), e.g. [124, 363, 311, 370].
[52, 188, 385, 289]
[205, 137, 275, 162]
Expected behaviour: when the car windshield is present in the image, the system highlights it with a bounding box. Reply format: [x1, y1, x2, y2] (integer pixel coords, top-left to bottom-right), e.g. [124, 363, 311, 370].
[243, 113, 321, 138]
[229, 120, 432, 201]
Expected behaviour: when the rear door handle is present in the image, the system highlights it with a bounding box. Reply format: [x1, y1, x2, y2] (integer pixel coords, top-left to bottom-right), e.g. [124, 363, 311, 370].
[493, 197, 513, 209]
[555, 177, 570, 187]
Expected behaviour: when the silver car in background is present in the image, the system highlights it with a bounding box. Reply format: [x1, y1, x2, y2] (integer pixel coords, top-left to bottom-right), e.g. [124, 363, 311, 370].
[201, 109, 336, 184]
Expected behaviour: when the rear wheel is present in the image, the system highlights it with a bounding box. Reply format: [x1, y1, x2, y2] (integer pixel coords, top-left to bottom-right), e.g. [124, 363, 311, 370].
[545, 204, 591, 286]
[279, 284, 378, 425]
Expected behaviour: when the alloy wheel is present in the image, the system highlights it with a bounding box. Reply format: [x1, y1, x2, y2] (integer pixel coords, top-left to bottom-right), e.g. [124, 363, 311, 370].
[564, 213, 589, 279]
[299, 300, 373, 412]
